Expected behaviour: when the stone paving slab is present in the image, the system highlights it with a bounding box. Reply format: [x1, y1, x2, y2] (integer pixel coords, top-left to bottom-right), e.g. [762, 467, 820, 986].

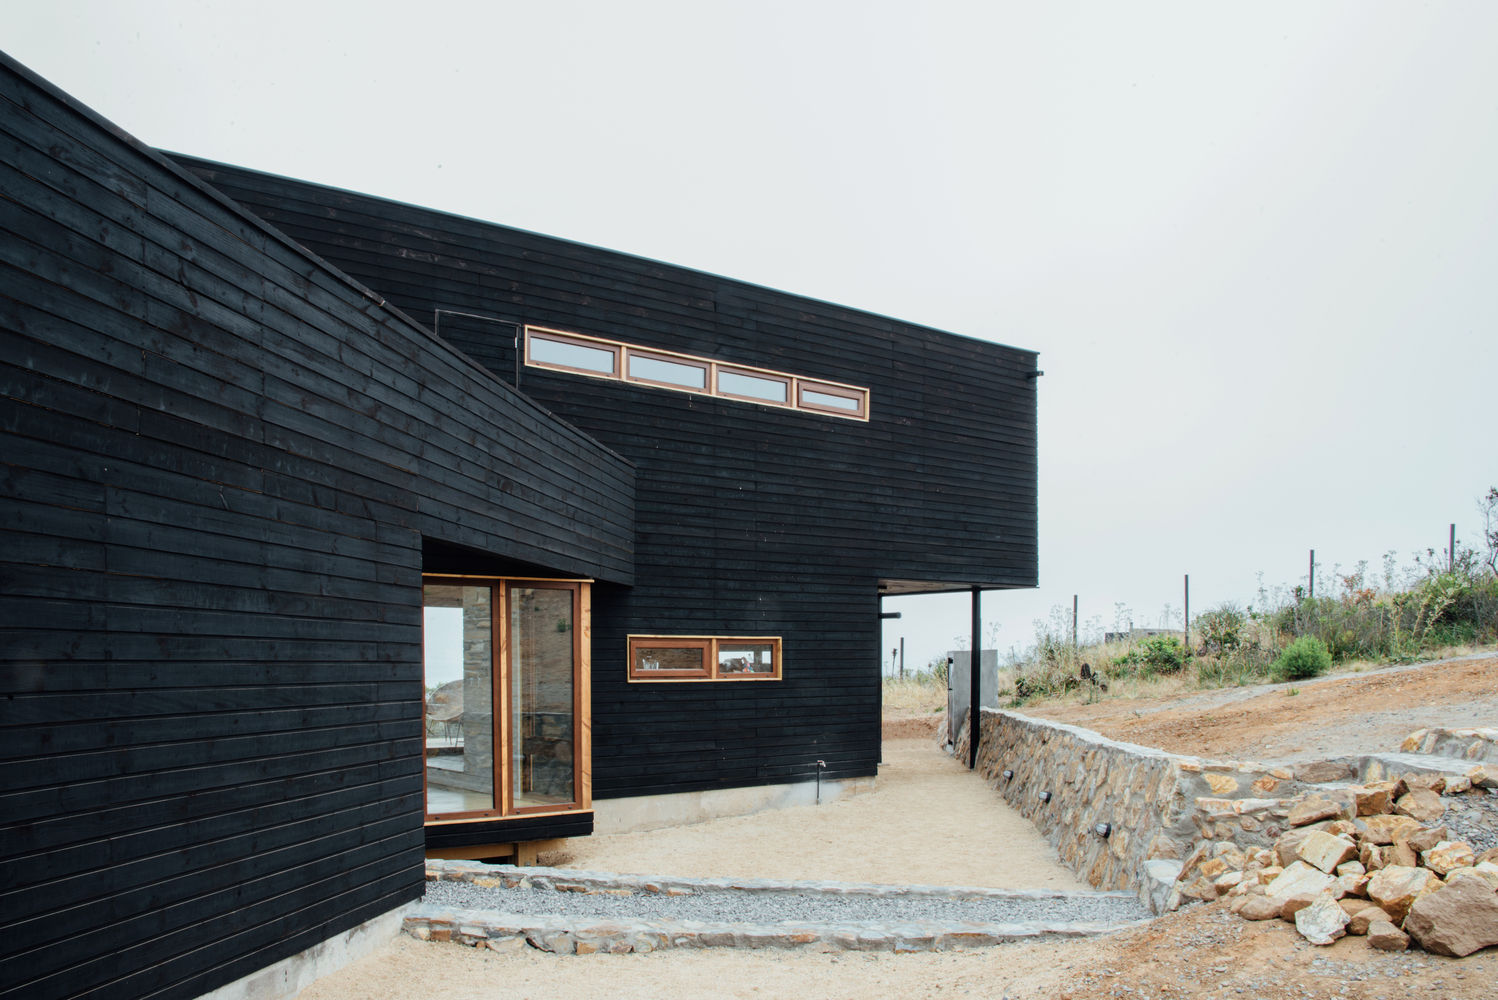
[427, 859, 1135, 901]
[404, 905, 1141, 955]
[408, 861, 1150, 954]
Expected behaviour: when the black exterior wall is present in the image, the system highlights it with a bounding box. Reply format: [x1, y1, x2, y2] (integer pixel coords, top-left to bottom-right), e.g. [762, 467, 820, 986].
[0, 56, 632, 1000]
[173, 157, 1041, 802]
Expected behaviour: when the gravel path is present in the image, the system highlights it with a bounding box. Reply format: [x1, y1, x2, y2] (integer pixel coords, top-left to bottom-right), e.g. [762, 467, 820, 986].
[422, 876, 1152, 928]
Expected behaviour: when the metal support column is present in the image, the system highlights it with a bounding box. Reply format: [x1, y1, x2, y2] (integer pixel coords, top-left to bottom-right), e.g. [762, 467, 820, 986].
[969, 585, 981, 770]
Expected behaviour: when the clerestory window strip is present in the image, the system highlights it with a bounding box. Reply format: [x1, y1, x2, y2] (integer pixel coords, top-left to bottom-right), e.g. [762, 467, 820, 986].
[524, 325, 869, 421]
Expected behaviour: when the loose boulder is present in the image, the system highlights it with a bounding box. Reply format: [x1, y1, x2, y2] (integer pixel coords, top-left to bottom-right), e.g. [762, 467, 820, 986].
[1238, 895, 1281, 921]
[1421, 841, 1475, 877]
[1394, 788, 1445, 823]
[1266, 861, 1339, 906]
[1288, 797, 1343, 827]
[1366, 920, 1409, 952]
[1297, 830, 1358, 874]
[1348, 905, 1393, 936]
[1402, 875, 1498, 958]
[1361, 814, 1422, 845]
[1294, 892, 1350, 946]
[1365, 865, 1439, 924]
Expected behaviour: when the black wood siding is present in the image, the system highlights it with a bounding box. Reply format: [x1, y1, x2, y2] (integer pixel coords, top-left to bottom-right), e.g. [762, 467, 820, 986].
[170, 156, 1039, 804]
[0, 56, 632, 1000]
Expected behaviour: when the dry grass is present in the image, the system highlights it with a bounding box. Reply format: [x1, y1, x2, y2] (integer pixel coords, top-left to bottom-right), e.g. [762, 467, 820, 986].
[881, 674, 947, 717]
[1020, 641, 1498, 713]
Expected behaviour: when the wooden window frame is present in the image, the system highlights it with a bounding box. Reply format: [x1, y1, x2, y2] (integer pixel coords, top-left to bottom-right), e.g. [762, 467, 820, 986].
[421, 575, 593, 825]
[524, 325, 870, 422]
[625, 347, 711, 392]
[795, 379, 869, 419]
[716, 365, 792, 408]
[525, 327, 621, 379]
[627, 635, 783, 682]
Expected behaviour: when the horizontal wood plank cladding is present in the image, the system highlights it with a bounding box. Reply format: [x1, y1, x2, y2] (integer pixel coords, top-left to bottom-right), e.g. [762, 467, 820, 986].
[166, 143, 1038, 802]
[1, 57, 631, 1000]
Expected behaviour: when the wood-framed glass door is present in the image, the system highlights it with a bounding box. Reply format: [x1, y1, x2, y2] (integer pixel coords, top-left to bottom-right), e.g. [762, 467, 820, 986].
[422, 576, 590, 822]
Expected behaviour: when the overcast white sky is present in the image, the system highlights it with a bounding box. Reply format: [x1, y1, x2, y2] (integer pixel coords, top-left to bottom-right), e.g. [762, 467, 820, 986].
[6, 1, 1495, 672]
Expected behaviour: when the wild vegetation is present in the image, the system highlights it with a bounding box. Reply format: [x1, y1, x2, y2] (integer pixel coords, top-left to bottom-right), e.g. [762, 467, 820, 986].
[999, 488, 1498, 705]
[882, 661, 950, 717]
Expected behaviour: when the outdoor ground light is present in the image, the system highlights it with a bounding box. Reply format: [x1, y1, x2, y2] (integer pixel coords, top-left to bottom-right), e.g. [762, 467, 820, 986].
[1002, 769, 1013, 781]
[1038, 790, 1052, 804]
[1094, 822, 1112, 838]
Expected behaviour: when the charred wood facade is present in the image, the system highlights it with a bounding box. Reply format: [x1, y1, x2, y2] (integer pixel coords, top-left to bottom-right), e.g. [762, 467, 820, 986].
[175, 157, 1040, 803]
[0, 57, 631, 1000]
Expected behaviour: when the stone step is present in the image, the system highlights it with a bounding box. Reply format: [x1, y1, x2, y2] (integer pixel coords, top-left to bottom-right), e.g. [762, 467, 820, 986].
[408, 861, 1151, 954]
[1356, 751, 1484, 783]
[403, 905, 1142, 955]
[1399, 728, 1498, 765]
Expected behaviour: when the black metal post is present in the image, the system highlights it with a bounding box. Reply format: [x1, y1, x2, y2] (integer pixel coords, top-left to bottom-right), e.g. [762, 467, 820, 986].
[1072, 594, 1078, 647]
[899, 637, 905, 679]
[1309, 549, 1315, 600]
[1450, 523, 1456, 573]
[1184, 574, 1190, 651]
[969, 585, 981, 769]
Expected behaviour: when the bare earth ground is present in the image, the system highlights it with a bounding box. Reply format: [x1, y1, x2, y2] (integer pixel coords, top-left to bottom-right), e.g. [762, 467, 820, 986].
[299, 656, 1498, 999]
[1022, 653, 1498, 763]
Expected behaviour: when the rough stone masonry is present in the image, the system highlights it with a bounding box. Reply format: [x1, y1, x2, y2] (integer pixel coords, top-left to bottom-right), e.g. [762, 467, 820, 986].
[959, 710, 1498, 959]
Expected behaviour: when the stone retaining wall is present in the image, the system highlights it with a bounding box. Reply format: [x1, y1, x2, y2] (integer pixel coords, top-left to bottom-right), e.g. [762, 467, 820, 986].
[954, 709, 1483, 914]
[960, 710, 1311, 911]
[1402, 727, 1498, 765]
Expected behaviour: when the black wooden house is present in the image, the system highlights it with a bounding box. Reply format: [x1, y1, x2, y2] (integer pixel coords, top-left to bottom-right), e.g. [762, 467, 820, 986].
[2, 55, 1036, 999]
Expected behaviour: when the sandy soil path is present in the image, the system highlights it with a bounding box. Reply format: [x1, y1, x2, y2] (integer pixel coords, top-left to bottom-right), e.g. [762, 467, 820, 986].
[298, 655, 1498, 999]
[544, 740, 1087, 890]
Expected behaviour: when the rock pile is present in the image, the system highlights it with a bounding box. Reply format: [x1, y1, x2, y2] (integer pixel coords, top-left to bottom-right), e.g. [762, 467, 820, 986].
[1175, 771, 1498, 957]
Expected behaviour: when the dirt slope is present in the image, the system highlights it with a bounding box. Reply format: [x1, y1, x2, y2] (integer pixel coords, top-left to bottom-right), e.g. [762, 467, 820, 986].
[1022, 654, 1498, 762]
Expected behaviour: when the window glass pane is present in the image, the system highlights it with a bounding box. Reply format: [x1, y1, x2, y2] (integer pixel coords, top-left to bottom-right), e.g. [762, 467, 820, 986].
[718, 642, 776, 675]
[423, 585, 494, 815]
[510, 587, 576, 809]
[718, 370, 788, 403]
[799, 386, 862, 412]
[531, 335, 616, 375]
[629, 354, 706, 389]
[633, 645, 707, 673]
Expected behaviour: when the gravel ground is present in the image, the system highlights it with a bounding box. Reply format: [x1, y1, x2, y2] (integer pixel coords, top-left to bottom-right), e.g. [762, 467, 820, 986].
[422, 878, 1152, 927]
[1442, 785, 1498, 855]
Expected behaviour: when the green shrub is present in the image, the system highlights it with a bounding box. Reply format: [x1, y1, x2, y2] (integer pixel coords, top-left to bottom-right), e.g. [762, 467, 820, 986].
[1270, 635, 1332, 682]
[1196, 605, 1247, 653]
[1110, 635, 1187, 677]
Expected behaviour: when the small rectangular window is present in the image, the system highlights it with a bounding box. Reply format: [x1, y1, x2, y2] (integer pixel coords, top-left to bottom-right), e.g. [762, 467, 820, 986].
[797, 382, 867, 418]
[627, 351, 708, 390]
[528, 330, 619, 377]
[630, 638, 710, 678]
[718, 368, 790, 405]
[628, 636, 782, 681]
[717, 641, 777, 676]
